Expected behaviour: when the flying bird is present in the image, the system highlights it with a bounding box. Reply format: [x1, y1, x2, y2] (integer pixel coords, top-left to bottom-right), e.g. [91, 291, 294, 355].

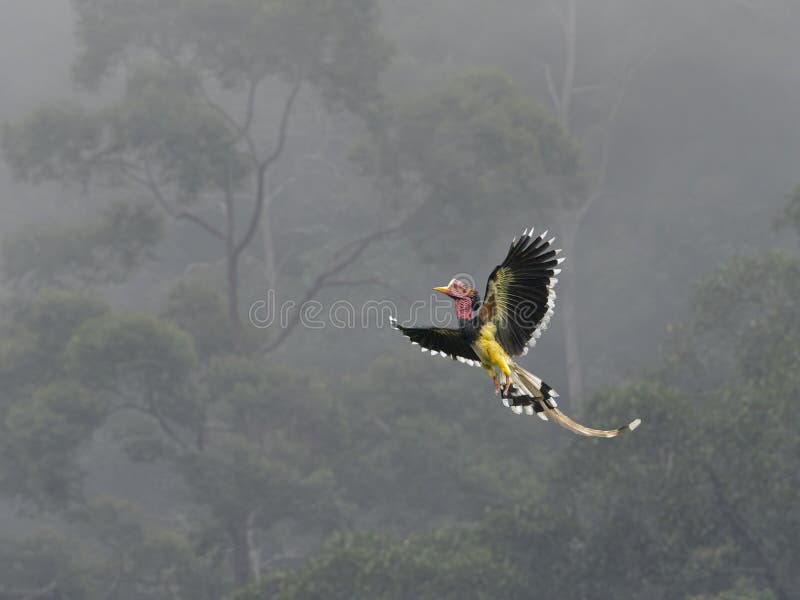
[389, 228, 640, 437]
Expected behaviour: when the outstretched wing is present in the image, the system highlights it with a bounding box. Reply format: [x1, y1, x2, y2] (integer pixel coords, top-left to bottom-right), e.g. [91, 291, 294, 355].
[389, 317, 481, 366]
[479, 228, 563, 357]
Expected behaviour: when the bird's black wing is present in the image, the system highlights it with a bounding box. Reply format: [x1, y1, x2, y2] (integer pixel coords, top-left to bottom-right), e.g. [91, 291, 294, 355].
[479, 228, 563, 357]
[389, 318, 481, 366]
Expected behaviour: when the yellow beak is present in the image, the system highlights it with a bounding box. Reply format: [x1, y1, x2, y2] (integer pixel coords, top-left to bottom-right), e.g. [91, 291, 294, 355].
[432, 286, 451, 295]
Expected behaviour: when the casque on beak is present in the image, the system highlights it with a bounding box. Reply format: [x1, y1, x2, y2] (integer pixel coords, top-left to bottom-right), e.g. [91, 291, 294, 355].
[432, 286, 450, 295]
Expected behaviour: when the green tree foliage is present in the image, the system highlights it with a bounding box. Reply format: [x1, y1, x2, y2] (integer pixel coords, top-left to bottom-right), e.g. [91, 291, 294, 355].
[238, 505, 579, 600]
[358, 70, 584, 248]
[0, 291, 109, 508]
[161, 280, 236, 361]
[69, 0, 389, 113]
[0, 503, 224, 600]
[3, 383, 105, 507]
[0, 531, 95, 599]
[332, 355, 546, 526]
[69, 498, 224, 600]
[67, 312, 197, 405]
[2, 202, 163, 289]
[0, 231, 333, 590]
[0, 276, 346, 590]
[239, 530, 519, 600]
[689, 579, 777, 600]
[0, 290, 109, 395]
[780, 184, 800, 237]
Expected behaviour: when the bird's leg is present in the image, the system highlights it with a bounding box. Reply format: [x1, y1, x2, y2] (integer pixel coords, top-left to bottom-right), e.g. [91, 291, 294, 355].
[503, 373, 513, 396]
[493, 376, 502, 395]
[482, 364, 501, 395]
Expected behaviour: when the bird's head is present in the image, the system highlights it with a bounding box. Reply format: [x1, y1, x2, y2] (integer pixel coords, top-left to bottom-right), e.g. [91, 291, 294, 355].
[433, 278, 472, 299]
[433, 278, 480, 320]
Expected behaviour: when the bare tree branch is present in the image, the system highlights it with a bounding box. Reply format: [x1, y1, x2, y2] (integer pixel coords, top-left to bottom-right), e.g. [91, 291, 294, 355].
[199, 77, 262, 165]
[546, 0, 568, 28]
[261, 224, 404, 354]
[233, 80, 303, 261]
[139, 158, 226, 241]
[115, 395, 190, 453]
[576, 49, 652, 223]
[558, 0, 577, 131]
[542, 61, 561, 116]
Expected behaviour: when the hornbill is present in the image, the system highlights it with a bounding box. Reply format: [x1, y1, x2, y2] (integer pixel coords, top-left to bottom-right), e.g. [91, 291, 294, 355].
[389, 228, 641, 437]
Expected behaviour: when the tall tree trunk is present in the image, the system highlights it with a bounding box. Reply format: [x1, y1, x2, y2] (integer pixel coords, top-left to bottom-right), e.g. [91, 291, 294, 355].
[260, 171, 277, 290]
[224, 183, 243, 346]
[247, 508, 262, 584]
[230, 525, 253, 588]
[557, 0, 577, 132]
[227, 252, 242, 342]
[544, 0, 582, 409]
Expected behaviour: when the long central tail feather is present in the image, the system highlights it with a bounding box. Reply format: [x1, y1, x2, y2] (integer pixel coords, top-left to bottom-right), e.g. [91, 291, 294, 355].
[507, 364, 641, 438]
[541, 406, 641, 438]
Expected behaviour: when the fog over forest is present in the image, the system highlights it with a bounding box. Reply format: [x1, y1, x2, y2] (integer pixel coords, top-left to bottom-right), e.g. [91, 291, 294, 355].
[0, 2, 798, 599]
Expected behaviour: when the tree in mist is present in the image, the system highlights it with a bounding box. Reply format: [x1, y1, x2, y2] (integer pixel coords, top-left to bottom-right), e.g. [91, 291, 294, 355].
[781, 185, 800, 236]
[0, 532, 94, 599]
[233, 506, 579, 600]
[528, 0, 656, 407]
[1, 201, 162, 290]
[357, 68, 584, 287]
[0, 235, 338, 589]
[0, 287, 225, 598]
[3, 0, 391, 344]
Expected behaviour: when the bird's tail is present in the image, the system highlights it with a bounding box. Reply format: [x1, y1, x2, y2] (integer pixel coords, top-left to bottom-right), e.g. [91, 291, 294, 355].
[506, 363, 641, 438]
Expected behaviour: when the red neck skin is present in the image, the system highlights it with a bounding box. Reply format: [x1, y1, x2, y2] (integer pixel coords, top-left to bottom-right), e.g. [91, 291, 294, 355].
[455, 297, 473, 320]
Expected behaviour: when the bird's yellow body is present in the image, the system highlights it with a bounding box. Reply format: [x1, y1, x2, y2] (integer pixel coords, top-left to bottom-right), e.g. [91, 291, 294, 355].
[472, 322, 513, 384]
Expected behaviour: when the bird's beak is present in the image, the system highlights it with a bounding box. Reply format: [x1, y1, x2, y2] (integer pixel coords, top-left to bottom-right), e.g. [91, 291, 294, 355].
[432, 286, 450, 296]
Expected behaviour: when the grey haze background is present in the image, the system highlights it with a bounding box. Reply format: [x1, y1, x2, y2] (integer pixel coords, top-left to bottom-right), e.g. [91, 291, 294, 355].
[0, 1, 798, 599]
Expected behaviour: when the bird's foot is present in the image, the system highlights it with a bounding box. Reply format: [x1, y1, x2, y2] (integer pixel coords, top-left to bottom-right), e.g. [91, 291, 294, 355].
[503, 375, 513, 396]
[493, 377, 501, 395]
